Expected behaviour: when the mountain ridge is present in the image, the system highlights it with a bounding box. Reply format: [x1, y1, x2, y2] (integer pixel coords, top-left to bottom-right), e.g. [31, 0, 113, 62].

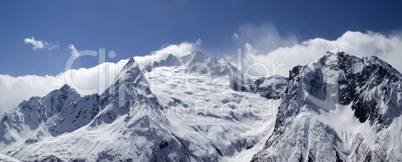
[0, 51, 400, 161]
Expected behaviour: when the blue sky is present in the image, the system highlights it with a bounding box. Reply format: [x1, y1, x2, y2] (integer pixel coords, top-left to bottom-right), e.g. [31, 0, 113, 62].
[1, 0, 402, 76]
[2, 0, 402, 114]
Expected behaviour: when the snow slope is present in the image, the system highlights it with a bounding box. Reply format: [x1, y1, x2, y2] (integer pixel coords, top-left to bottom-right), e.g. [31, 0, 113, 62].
[144, 62, 280, 161]
[0, 153, 20, 162]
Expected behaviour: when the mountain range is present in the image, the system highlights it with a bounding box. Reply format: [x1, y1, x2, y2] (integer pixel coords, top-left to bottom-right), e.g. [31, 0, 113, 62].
[0, 51, 400, 161]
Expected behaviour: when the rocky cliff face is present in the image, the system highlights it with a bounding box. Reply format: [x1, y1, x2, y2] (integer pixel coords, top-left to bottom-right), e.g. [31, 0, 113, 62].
[252, 52, 402, 161]
[0, 84, 81, 147]
[255, 75, 288, 99]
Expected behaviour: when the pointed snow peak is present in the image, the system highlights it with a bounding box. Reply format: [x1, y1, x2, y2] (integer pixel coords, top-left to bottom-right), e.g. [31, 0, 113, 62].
[61, 84, 71, 89]
[107, 55, 152, 99]
[114, 57, 142, 83]
[159, 54, 181, 67]
[52, 84, 80, 97]
[193, 51, 204, 55]
[187, 51, 220, 67]
[122, 57, 138, 71]
[166, 53, 176, 59]
[45, 84, 80, 99]
[189, 51, 207, 63]
[59, 84, 78, 94]
[127, 57, 135, 64]
[166, 53, 181, 62]
[192, 51, 207, 59]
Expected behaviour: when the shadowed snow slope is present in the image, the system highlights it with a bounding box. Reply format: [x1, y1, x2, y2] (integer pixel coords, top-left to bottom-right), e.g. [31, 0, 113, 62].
[0, 153, 20, 162]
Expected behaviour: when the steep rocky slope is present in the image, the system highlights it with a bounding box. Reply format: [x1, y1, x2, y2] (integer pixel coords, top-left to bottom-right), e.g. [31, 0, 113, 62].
[252, 52, 402, 161]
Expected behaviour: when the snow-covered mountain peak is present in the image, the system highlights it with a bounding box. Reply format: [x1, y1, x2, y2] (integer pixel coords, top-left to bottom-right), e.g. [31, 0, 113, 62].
[112, 57, 148, 91]
[59, 84, 78, 93]
[158, 53, 182, 67]
[122, 57, 137, 69]
[186, 51, 216, 65]
[0, 84, 82, 149]
[23, 84, 81, 115]
[305, 51, 357, 71]
[182, 52, 216, 72]
[165, 53, 179, 61]
[43, 83, 80, 98]
[253, 51, 402, 161]
[306, 51, 401, 79]
[90, 54, 163, 126]
[288, 51, 402, 124]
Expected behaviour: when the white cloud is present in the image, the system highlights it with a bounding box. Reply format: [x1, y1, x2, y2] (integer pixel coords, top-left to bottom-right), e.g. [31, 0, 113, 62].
[0, 40, 201, 115]
[235, 30, 402, 77]
[233, 33, 239, 40]
[134, 39, 202, 68]
[24, 37, 43, 50]
[69, 44, 79, 58]
[237, 23, 298, 52]
[24, 37, 57, 50]
[0, 60, 128, 115]
[223, 24, 402, 78]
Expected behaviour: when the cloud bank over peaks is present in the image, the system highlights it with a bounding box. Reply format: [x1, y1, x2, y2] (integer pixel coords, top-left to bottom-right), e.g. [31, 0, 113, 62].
[0, 40, 202, 115]
[133, 39, 202, 69]
[228, 27, 402, 78]
[237, 24, 298, 53]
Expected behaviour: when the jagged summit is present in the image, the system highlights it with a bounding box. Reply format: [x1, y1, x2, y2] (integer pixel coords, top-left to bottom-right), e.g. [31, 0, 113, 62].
[123, 57, 136, 68]
[0, 84, 81, 148]
[60, 84, 72, 90]
[59, 84, 79, 95]
[186, 51, 217, 65]
[298, 51, 402, 125]
[158, 53, 182, 67]
[110, 56, 148, 93]
[142, 51, 257, 92]
[313, 51, 401, 78]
